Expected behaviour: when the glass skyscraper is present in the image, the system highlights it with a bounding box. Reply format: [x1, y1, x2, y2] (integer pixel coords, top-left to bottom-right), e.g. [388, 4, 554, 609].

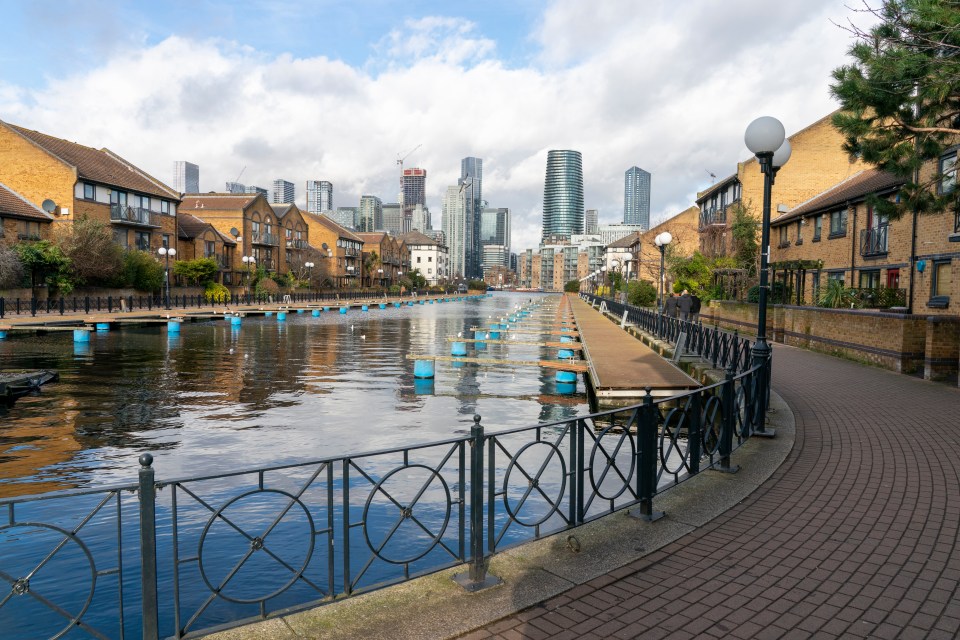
[461, 157, 483, 278]
[272, 179, 295, 204]
[542, 150, 584, 242]
[624, 166, 651, 228]
[306, 180, 333, 213]
[173, 161, 199, 193]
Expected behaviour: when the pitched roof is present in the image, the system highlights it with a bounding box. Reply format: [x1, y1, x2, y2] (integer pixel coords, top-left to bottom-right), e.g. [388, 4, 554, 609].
[177, 212, 237, 245]
[303, 211, 364, 242]
[772, 170, 905, 225]
[357, 232, 388, 244]
[696, 173, 738, 201]
[0, 182, 54, 222]
[399, 230, 437, 246]
[270, 203, 297, 218]
[607, 231, 642, 249]
[2, 121, 179, 201]
[181, 193, 258, 211]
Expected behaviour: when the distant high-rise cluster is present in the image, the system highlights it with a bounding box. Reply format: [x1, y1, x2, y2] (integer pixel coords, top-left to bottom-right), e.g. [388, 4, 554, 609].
[461, 157, 483, 278]
[273, 179, 295, 204]
[173, 161, 199, 193]
[359, 195, 383, 232]
[306, 180, 333, 213]
[624, 166, 651, 229]
[542, 150, 584, 242]
[585, 209, 599, 234]
[402, 169, 426, 209]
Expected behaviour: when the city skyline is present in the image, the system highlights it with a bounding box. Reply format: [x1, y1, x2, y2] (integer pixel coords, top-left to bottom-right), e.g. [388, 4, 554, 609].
[0, 1, 876, 253]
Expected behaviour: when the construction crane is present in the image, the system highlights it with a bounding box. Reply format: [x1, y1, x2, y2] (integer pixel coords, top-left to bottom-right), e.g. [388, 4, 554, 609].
[396, 144, 422, 206]
[235, 166, 247, 183]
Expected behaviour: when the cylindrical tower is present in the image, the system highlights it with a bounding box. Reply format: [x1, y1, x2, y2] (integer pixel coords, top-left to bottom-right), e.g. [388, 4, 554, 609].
[542, 150, 584, 243]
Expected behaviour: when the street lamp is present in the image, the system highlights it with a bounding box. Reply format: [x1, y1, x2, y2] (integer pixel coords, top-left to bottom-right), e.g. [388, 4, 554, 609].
[305, 261, 314, 291]
[744, 115, 792, 436]
[157, 246, 176, 309]
[600, 265, 607, 296]
[653, 232, 672, 314]
[242, 255, 256, 298]
[377, 268, 384, 290]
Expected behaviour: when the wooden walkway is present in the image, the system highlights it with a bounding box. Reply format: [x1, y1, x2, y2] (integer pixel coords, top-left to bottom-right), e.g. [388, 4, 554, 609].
[569, 295, 698, 400]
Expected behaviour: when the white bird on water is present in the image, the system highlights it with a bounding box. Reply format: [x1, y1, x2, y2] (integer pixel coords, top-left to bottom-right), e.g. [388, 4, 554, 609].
[350, 324, 354, 331]
[457, 331, 463, 338]
[361, 334, 366, 339]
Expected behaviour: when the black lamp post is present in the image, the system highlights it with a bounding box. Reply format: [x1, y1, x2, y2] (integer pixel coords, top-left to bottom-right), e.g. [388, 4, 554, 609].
[242, 255, 256, 299]
[158, 246, 176, 309]
[654, 231, 672, 314]
[744, 116, 792, 436]
[305, 261, 314, 293]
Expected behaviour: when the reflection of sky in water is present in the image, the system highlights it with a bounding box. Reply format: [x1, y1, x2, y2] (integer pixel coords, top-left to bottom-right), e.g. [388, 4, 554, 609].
[0, 294, 590, 492]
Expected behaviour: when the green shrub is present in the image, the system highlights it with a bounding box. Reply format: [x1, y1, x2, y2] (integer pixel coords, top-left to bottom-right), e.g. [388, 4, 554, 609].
[119, 250, 165, 292]
[817, 278, 858, 308]
[564, 280, 581, 292]
[255, 277, 279, 297]
[174, 258, 219, 286]
[627, 280, 657, 307]
[204, 281, 230, 303]
[389, 284, 401, 294]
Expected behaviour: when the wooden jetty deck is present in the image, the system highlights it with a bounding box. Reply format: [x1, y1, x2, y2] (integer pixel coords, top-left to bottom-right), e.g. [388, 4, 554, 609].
[568, 295, 698, 400]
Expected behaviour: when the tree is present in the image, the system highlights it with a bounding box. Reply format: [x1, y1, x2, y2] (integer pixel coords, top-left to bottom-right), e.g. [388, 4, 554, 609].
[729, 202, 759, 274]
[831, 0, 960, 219]
[173, 257, 219, 286]
[626, 280, 657, 306]
[55, 215, 124, 286]
[667, 251, 713, 294]
[15, 240, 72, 294]
[0, 244, 25, 289]
[564, 280, 581, 292]
[117, 250, 164, 292]
[406, 269, 427, 289]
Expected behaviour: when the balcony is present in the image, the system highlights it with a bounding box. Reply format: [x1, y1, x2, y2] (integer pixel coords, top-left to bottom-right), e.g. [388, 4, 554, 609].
[344, 247, 360, 257]
[860, 226, 888, 257]
[699, 208, 726, 229]
[252, 231, 279, 246]
[110, 204, 160, 227]
[285, 239, 309, 249]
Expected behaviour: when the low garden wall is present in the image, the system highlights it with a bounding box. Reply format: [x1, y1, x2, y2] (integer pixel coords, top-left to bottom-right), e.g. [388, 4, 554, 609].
[703, 300, 959, 384]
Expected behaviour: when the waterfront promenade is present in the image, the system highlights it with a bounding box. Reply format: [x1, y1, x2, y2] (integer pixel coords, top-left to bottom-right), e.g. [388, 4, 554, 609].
[467, 343, 960, 639]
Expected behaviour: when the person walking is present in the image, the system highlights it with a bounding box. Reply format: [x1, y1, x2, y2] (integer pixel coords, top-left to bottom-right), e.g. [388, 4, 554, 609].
[678, 290, 692, 322]
[664, 292, 679, 318]
[690, 292, 702, 323]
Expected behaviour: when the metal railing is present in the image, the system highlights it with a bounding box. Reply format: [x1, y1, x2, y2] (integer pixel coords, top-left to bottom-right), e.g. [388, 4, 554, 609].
[859, 226, 889, 256]
[848, 286, 907, 309]
[285, 239, 308, 249]
[0, 363, 766, 639]
[699, 208, 726, 229]
[110, 204, 161, 227]
[251, 232, 279, 246]
[0, 290, 443, 318]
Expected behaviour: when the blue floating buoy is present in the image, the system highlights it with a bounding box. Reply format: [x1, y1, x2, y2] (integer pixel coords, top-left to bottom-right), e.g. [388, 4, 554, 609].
[429, 300, 434, 304]
[558, 348, 575, 359]
[414, 359, 435, 379]
[475, 340, 487, 351]
[297, 309, 304, 314]
[509, 316, 517, 322]
[451, 341, 467, 356]
[324, 306, 330, 311]
[312, 309, 320, 317]
[231, 316, 242, 326]
[362, 305, 369, 312]
[340, 307, 348, 314]
[0, 331, 6, 340]
[394, 302, 401, 308]
[474, 331, 486, 341]
[96, 323, 110, 332]
[166, 321, 180, 334]
[265, 311, 274, 317]
[379, 303, 386, 309]
[489, 329, 500, 339]
[560, 335, 573, 343]
[556, 370, 577, 383]
[419, 300, 424, 305]
[277, 312, 286, 321]
[407, 301, 413, 306]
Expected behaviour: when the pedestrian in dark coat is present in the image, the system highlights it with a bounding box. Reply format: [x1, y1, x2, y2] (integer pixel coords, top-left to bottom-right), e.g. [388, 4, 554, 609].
[678, 290, 692, 322]
[690, 293, 702, 323]
[664, 292, 679, 318]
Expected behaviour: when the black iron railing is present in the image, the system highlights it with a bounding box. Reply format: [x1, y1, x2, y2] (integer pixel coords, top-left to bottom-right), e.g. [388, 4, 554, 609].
[0, 360, 765, 640]
[699, 208, 726, 229]
[0, 290, 442, 318]
[859, 226, 889, 256]
[110, 204, 161, 227]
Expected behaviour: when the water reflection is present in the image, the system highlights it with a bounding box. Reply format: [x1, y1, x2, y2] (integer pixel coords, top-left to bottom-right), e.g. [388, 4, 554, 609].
[0, 294, 588, 495]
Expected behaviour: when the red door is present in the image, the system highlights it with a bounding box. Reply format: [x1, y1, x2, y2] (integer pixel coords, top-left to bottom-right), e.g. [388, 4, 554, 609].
[886, 268, 900, 289]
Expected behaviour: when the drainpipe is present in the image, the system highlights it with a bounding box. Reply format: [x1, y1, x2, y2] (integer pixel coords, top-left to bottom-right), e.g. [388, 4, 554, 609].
[907, 174, 919, 314]
[849, 201, 856, 286]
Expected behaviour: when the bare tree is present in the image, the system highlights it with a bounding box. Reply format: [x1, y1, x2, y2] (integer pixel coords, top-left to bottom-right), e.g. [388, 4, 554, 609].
[0, 244, 25, 289]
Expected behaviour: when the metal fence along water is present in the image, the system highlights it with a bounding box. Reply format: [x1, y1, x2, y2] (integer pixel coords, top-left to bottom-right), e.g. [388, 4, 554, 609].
[1, 362, 766, 639]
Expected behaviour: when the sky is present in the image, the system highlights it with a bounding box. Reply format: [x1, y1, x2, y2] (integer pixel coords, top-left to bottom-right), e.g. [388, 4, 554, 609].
[0, 0, 874, 253]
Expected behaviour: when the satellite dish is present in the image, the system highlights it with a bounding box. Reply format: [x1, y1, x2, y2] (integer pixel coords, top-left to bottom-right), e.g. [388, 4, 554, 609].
[230, 227, 240, 237]
[41, 199, 56, 213]
[322, 243, 328, 250]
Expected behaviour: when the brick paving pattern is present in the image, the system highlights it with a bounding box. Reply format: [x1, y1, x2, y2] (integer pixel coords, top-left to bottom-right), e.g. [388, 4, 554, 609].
[467, 344, 960, 638]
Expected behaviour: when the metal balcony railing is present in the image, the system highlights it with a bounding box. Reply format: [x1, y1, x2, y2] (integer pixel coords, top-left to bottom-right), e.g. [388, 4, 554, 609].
[699, 208, 726, 229]
[110, 204, 161, 227]
[860, 226, 888, 257]
[252, 231, 279, 246]
[285, 239, 308, 249]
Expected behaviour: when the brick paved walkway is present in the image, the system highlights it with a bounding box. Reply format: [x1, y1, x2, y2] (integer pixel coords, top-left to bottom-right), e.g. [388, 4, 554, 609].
[464, 344, 960, 639]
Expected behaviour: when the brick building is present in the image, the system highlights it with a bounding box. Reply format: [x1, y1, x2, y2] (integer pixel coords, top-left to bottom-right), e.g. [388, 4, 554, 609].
[301, 212, 364, 288]
[0, 183, 54, 245]
[176, 213, 237, 285]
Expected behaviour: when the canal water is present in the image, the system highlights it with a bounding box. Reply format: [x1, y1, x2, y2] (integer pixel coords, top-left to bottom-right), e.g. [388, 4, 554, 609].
[0, 292, 585, 496]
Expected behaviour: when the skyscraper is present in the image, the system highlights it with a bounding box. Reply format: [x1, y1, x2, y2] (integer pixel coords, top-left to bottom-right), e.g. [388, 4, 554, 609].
[442, 185, 467, 278]
[246, 185, 268, 196]
[272, 179, 295, 204]
[480, 207, 511, 248]
[359, 195, 383, 232]
[585, 209, 599, 235]
[402, 169, 426, 208]
[173, 161, 199, 193]
[225, 181, 246, 194]
[624, 166, 651, 228]
[382, 203, 410, 236]
[460, 157, 483, 278]
[542, 150, 584, 242]
[306, 180, 333, 213]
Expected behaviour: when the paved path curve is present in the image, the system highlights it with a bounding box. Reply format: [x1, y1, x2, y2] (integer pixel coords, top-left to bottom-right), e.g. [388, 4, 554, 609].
[466, 343, 960, 639]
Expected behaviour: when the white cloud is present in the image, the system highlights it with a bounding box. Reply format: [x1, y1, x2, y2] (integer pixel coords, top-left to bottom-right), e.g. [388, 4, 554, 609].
[0, 1, 873, 254]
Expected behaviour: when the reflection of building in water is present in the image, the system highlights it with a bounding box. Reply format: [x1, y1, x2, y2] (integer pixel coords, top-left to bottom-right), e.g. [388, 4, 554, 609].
[0, 398, 82, 497]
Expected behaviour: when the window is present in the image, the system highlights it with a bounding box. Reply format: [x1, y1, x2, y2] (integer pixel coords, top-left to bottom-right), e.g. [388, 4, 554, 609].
[140, 196, 150, 210]
[829, 210, 847, 236]
[827, 272, 845, 285]
[160, 201, 170, 215]
[778, 226, 789, 248]
[933, 260, 952, 300]
[859, 270, 880, 289]
[205, 241, 215, 258]
[113, 228, 129, 248]
[135, 231, 150, 251]
[939, 151, 957, 194]
[83, 183, 95, 200]
[17, 220, 41, 240]
[796, 219, 803, 244]
[162, 234, 171, 248]
[416, 256, 421, 263]
[110, 190, 128, 206]
[428, 256, 433, 263]
[813, 215, 822, 241]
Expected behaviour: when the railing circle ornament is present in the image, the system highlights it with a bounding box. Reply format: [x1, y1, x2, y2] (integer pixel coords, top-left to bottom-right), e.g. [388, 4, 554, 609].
[362, 464, 452, 565]
[660, 406, 692, 475]
[198, 488, 315, 605]
[503, 441, 567, 527]
[0, 522, 97, 640]
[588, 426, 635, 501]
[701, 394, 724, 455]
